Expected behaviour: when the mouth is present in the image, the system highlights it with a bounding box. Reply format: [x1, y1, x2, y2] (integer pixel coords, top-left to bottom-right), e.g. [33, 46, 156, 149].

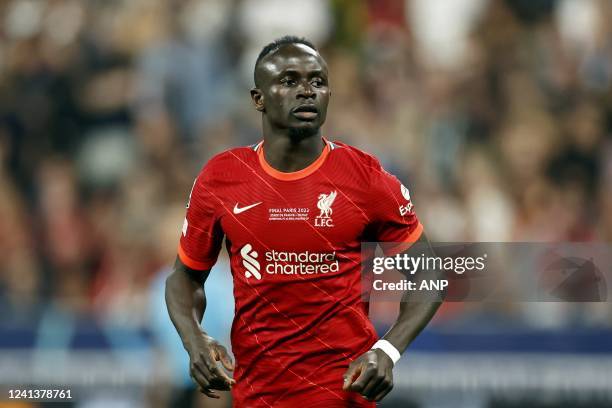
[292, 105, 319, 121]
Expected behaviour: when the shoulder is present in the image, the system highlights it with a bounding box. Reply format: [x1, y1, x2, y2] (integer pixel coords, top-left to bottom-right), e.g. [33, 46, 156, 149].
[329, 140, 384, 172]
[202, 145, 257, 171]
[329, 141, 406, 194]
[197, 145, 257, 181]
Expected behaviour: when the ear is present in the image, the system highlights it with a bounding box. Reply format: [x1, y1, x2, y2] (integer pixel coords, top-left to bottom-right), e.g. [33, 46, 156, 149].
[250, 88, 265, 112]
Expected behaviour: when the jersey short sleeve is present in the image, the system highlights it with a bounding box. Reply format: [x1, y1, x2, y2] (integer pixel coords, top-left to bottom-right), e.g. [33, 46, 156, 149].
[177, 166, 224, 271]
[366, 159, 423, 251]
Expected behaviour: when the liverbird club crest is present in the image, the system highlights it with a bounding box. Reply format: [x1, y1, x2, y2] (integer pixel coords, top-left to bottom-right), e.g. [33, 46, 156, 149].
[315, 191, 337, 227]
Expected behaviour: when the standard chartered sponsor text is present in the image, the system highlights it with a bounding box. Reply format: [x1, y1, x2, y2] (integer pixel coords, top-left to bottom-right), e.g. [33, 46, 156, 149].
[264, 250, 339, 275]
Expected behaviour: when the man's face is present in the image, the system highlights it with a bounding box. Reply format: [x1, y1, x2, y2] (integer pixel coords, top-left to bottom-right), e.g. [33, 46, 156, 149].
[252, 44, 330, 136]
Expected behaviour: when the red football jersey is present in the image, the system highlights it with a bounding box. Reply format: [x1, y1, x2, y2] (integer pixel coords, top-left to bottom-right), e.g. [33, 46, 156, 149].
[178, 138, 422, 407]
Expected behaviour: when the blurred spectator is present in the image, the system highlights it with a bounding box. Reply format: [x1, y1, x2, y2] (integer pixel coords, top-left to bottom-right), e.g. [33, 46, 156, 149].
[0, 0, 609, 325]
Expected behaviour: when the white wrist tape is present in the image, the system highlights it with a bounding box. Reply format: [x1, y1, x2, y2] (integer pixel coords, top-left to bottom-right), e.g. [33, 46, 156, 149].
[371, 340, 401, 365]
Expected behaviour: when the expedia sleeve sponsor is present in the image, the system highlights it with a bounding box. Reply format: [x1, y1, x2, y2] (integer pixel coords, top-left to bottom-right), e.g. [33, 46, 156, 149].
[365, 159, 422, 246]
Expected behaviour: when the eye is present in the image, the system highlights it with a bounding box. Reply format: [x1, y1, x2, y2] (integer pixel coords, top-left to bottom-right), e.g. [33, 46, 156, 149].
[311, 78, 324, 87]
[281, 77, 296, 87]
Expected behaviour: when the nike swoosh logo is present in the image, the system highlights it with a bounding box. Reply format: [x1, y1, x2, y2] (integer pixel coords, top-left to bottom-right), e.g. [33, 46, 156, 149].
[233, 202, 262, 214]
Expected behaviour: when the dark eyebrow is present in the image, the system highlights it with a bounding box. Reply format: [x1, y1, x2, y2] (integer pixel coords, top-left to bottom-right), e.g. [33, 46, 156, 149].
[278, 69, 326, 78]
[279, 69, 300, 77]
[309, 70, 326, 78]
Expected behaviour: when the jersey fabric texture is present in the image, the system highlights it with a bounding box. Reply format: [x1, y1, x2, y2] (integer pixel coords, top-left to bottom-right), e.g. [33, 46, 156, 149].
[178, 139, 423, 407]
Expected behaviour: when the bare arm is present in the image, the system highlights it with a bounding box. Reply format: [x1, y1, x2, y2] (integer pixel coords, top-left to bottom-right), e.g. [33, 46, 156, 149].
[165, 258, 207, 346]
[344, 232, 443, 402]
[165, 257, 235, 398]
[381, 232, 443, 352]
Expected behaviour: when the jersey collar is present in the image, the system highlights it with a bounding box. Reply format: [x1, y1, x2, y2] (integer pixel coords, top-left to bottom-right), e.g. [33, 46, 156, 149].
[257, 138, 332, 181]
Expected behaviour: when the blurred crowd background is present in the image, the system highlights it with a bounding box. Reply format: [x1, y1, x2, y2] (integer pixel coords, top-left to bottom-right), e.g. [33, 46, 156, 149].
[1, 0, 612, 407]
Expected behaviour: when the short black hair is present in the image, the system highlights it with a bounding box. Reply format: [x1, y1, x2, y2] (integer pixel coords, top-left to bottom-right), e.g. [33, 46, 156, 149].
[254, 35, 317, 86]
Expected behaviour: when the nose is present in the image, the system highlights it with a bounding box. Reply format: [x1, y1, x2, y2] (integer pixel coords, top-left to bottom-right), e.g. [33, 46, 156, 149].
[297, 81, 316, 100]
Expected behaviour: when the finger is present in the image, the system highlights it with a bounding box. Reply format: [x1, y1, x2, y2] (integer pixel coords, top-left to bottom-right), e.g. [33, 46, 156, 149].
[210, 365, 235, 389]
[190, 367, 210, 390]
[342, 363, 360, 391]
[194, 358, 215, 383]
[216, 346, 235, 371]
[362, 371, 385, 400]
[200, 387, 220, 399]
[349, 363, 376, 392]
[194, 352, 218, 379]
[373, 381, 393, 402]
[198, 351, 234, 389]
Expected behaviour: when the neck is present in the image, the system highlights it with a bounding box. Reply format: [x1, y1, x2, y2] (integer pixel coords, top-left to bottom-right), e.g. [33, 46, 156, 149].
[262, 122, 325, 172]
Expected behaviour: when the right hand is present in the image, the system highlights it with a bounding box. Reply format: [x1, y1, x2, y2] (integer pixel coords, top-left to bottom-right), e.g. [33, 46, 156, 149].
[186, 334, 235, 398]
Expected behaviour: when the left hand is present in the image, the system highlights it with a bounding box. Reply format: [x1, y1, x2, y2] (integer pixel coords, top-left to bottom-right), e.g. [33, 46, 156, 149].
[342, 349, 394, 402]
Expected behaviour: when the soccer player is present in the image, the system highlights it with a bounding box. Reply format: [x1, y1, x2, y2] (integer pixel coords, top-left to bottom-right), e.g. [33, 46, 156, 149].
[165, 36, 441, 407]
